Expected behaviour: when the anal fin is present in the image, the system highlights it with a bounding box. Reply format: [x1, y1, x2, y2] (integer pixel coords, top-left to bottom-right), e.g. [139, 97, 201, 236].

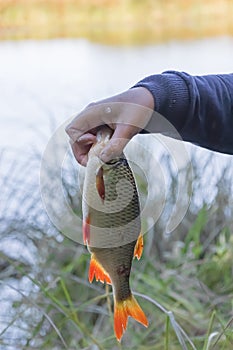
[89, 254, 111, 285]
[134, 233, 144, 260]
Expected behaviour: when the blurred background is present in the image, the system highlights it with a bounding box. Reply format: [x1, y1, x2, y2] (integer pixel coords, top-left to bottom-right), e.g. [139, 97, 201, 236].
[0, 1, 233, 349]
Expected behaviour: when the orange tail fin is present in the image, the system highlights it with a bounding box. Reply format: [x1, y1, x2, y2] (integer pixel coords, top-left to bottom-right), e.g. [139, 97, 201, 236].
[114, 294, 148, 342]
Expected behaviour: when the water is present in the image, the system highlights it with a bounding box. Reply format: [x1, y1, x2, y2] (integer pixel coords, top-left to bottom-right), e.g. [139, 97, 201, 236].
[0, 36, 233, 151]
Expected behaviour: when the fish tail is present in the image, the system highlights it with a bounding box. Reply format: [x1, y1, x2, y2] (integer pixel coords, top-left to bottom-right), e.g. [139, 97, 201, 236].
[114, 294, 148, 342]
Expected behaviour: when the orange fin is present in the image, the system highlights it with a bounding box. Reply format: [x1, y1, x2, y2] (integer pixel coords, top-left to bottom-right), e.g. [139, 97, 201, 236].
[134, 233, 144, 260]
[96, 166, 105, 202]
[83, 216, 90, 246]
[114, 294, 148, 342]
[89, 254, 111, 285]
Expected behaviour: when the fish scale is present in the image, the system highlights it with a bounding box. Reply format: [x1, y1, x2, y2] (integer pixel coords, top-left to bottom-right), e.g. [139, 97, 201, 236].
[82, 126, 148, 341]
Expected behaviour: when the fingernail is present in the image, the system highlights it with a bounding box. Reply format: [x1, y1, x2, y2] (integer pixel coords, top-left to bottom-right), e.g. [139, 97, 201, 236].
[77, 135, 86, 142]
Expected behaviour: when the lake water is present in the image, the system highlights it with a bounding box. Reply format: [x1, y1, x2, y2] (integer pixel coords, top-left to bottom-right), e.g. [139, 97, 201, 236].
[0, 36, 233, 151]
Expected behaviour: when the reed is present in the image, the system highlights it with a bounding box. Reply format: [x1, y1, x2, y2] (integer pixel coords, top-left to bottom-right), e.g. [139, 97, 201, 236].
[0, 0, 232, 43]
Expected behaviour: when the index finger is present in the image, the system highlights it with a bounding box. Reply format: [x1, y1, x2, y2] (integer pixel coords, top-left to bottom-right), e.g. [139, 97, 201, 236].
[65, 103, 113, 142]
[70, 132, 97, 166]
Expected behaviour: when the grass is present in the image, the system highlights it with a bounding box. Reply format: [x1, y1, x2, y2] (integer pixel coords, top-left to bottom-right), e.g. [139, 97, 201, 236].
[0, 141, 233, 349]
[0, 0, 233, 44]
[1, 234, 232, 349]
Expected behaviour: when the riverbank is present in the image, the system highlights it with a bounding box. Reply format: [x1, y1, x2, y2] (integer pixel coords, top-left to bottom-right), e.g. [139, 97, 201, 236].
[0, 0, 233, 44]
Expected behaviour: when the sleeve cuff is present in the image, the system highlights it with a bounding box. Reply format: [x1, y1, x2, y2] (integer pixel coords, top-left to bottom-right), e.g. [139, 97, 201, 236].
[131, 71, 191, 131]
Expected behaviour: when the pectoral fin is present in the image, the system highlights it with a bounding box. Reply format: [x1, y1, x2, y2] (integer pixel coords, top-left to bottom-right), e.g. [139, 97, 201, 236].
[134, 233, 144, 260]
[89, 254, 111, 285]
[96, 166, 105, 202]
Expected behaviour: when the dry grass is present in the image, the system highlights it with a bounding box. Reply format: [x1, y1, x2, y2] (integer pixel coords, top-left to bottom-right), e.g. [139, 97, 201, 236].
[0, 0, 233, 44]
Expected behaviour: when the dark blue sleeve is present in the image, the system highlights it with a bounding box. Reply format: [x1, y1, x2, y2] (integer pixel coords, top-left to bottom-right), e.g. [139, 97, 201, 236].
[132, 71, 233, 154]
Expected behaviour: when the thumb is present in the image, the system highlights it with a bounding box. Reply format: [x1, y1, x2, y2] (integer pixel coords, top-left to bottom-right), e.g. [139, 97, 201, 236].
[99, 124, 137, 163]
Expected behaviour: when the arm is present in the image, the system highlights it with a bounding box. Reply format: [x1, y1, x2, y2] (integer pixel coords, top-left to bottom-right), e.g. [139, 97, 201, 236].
[66, 71, 233, 165]
[133, 71, 233, 154]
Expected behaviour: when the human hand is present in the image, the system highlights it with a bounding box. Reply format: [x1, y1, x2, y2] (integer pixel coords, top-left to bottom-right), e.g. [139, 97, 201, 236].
[65, 87, 154, 166]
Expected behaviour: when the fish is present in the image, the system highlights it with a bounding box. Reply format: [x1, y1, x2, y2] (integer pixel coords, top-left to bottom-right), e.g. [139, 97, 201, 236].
[82, 126, 148, 341]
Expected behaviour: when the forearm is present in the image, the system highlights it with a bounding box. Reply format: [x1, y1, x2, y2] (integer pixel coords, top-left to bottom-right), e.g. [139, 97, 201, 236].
[133, 71, 233, 154]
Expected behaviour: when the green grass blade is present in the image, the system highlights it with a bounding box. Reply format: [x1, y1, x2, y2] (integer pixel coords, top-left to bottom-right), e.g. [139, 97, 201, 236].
[134, 292, 197, 350]
[203, 310, 216, 350]
[165, 315, 170, 350]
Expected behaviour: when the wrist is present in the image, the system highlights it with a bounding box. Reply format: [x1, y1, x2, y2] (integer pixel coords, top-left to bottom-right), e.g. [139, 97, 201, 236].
[116, 86, 155, 110]
[130, 86, 155, 110]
